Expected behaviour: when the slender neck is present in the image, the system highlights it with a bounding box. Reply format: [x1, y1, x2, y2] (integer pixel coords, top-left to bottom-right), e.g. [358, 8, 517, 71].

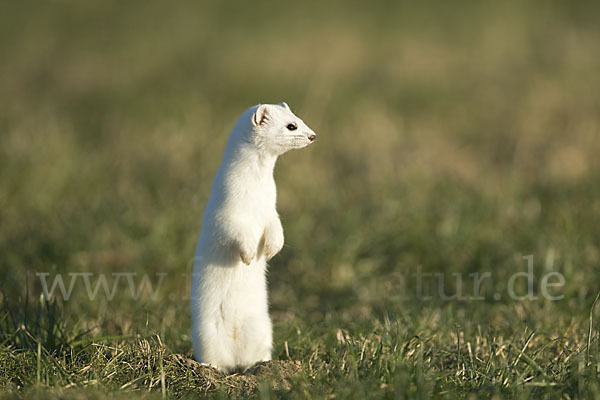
[220, 140, 278, 185]
[241, 141, 276, 167]
[254, 150, 278, 174]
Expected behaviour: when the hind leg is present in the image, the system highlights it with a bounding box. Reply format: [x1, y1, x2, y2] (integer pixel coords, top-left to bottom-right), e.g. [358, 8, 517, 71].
[235, 312, 273, 369]
[192, 316, 236, 372]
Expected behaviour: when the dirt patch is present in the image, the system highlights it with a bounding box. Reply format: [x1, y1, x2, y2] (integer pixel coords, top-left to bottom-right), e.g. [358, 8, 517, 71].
[167, 354, 303, 397]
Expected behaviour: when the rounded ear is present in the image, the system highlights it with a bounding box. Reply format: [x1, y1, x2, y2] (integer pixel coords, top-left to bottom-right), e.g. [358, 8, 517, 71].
[279, 102, 290, 110]
[252, 104, 271, 127]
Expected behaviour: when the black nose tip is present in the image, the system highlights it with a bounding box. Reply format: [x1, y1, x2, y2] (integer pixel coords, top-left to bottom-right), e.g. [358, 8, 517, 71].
[308, 134, 316, 142]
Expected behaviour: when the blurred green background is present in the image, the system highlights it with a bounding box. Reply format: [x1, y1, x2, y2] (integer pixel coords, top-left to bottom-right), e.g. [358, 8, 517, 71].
[1, 0, 599, 397]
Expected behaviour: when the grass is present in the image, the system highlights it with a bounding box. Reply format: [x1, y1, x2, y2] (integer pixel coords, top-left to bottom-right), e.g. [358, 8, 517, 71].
[1, 0, 600, 398]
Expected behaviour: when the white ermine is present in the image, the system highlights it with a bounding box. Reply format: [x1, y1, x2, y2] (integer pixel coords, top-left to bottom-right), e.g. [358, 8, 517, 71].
[191, 102, 316, 372]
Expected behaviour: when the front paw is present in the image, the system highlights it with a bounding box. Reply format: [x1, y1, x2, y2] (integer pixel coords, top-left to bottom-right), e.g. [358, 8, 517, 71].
[240, 247, 256, 265]
[264, 220, 284, 261]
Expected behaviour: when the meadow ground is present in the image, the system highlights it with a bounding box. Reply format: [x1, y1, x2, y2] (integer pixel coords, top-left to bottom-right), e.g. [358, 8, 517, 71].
[1, 1, 600, 398]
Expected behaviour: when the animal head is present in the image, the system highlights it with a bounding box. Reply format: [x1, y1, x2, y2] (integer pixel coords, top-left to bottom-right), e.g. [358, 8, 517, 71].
[237, 102, 316, 156]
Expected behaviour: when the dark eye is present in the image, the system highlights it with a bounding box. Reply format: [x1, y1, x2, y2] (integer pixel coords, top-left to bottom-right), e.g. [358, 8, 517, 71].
[286, 123, 297, 131]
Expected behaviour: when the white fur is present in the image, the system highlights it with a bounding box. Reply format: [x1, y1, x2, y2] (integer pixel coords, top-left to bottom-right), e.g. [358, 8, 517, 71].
[191, 103, 316, 372]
